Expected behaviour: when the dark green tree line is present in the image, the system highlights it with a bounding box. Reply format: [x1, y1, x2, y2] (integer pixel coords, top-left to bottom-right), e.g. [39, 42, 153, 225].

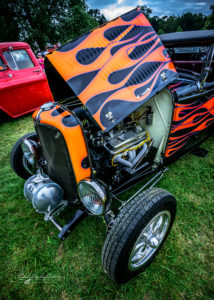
[0, 1, 213, 49]
[204, 5, 214, 29]
[0, 0, 106, 49]
[139, 5, 213, 34]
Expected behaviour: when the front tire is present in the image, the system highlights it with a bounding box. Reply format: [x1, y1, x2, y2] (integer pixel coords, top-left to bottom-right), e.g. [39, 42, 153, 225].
[102, 188, 176, 283]
[10, 132, 38, 179]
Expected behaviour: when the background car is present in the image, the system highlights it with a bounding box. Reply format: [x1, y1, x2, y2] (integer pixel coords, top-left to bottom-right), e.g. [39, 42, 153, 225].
[0, 42, 53, 122]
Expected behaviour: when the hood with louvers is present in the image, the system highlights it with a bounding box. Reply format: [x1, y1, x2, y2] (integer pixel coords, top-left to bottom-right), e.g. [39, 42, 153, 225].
[45, 8, 177, 132]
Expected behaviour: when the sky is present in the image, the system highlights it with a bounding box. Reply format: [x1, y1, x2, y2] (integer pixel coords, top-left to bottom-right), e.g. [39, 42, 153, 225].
[87, 0, 214, 20]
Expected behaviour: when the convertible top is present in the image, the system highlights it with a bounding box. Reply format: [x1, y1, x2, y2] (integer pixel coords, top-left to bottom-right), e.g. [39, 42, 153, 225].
[159, 30, 214, 46]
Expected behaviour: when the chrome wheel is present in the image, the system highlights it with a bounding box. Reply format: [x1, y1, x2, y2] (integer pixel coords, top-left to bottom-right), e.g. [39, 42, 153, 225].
[129, 210, 171, 270]
[102, 188, 176, 283]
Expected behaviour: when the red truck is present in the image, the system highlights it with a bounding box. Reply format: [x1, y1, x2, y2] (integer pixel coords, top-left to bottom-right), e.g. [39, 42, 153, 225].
[0, 42, 53, 122]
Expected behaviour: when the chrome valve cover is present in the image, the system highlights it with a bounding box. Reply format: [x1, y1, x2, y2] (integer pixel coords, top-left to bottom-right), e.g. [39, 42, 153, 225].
[104, 127, 146, 155]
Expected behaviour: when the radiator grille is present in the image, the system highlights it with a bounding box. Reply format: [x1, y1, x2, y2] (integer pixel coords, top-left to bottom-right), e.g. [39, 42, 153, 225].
[35, 123, 78, 201]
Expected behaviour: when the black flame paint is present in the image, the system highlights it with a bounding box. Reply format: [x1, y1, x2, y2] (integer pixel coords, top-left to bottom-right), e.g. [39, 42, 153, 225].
[165, 96, 214, 157]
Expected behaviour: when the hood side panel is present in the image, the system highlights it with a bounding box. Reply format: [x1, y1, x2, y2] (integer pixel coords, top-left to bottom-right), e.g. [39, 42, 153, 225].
[44, 57, 77, 102]
[46, 9, 177, 131]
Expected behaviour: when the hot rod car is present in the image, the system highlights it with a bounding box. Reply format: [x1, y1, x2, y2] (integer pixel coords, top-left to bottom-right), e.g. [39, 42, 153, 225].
[10, 9, 214, 283]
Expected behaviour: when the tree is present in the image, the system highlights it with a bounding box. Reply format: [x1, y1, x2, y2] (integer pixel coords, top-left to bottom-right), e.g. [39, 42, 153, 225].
[177, 25, 183, 32]
[0, 2, 210, 49]
[59, 5, 98, 42]
[158, 29, 165, 35]
[0, 0, 104, 49]
[88, 9, 107, 25]
[150, 11, 207, 34]
[138, 5, 152, 19]
[177, 12, 206, 31]
[150, 16, 159, 32]
[204, 5, 214, 29]
[0, 0, 20, 42]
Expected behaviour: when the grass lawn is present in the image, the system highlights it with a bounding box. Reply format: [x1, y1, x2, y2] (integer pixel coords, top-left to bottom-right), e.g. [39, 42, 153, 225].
[0, 115, 213, 300]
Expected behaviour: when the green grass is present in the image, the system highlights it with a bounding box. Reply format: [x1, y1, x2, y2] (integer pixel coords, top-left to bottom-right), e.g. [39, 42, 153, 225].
[0, 115, 213, 300]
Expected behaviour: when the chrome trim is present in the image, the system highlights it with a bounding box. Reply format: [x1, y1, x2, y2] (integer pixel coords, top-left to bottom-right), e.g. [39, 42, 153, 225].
[105, 131, 146, 154]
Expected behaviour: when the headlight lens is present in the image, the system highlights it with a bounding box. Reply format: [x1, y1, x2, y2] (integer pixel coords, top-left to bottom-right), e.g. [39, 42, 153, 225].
[21, 139, 38, 165]
[78, 179, 107, 215]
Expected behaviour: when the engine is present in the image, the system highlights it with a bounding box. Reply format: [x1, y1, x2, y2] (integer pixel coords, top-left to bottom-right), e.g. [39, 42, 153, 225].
[30, 103, 154, 195]
[89, 108, 152, 177]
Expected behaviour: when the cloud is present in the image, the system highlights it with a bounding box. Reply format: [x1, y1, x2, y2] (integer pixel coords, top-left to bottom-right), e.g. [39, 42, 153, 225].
[100, 0, 151, 20]
[101, 5, 134, 20]
[88, 0, 212, 19]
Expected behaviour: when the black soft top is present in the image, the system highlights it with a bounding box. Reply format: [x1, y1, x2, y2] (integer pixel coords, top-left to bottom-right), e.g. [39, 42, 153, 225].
[159, 30, 214, 46]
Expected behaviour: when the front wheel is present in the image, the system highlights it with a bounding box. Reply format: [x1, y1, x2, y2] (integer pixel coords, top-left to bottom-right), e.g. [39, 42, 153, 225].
[102, 188, 176, 283]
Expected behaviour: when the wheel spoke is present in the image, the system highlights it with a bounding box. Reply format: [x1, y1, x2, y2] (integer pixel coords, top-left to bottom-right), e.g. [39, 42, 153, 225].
[152, 215, 163, 233]
[146, 236, 159, 248]
[134, 242, 145, 251]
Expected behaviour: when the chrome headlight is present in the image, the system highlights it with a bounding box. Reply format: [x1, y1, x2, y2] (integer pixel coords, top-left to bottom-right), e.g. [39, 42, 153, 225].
[21, 139, 38, 165]
[78, 179, 108, 215]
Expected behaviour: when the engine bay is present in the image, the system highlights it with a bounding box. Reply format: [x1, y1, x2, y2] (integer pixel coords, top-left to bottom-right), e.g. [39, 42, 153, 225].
[87, 89, 173, 179]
